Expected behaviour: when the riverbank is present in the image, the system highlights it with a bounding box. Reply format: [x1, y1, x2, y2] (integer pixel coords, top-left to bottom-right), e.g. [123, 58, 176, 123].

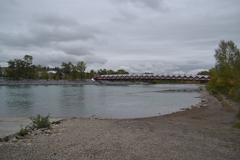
[0, 79, 148, 86]
[0, 80, 98, 85]
[0, 90, 240, 160]
[0, 79, 200, 86]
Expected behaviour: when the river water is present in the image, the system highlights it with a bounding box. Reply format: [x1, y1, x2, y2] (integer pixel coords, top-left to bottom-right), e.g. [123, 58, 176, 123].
[0, 84, 201, 119]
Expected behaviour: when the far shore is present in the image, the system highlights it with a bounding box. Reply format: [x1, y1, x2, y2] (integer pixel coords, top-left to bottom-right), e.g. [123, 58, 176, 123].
[0, 79, 98, 85]
[0, 89, 239, 160]
[0, 79, 204, 86]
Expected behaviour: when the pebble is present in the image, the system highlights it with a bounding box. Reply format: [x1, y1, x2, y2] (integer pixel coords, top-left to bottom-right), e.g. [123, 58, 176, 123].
[11, 137, 18, 143]
[44, 130, 51, 134]
[201, 104, 208, 107]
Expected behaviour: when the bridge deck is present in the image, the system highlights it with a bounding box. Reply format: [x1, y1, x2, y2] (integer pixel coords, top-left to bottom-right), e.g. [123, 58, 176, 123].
[94, 74, 210, 82]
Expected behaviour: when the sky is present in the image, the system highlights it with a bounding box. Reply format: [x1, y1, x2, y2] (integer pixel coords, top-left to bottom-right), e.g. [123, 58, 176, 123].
[0, 0, 239, 74]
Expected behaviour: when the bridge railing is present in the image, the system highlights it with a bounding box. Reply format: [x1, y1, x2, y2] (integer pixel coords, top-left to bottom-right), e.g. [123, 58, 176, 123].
[94, 74, 210, 82]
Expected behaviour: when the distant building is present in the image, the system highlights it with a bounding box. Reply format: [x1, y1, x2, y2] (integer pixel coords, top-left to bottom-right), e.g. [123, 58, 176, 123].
[47, 70, 57, 74]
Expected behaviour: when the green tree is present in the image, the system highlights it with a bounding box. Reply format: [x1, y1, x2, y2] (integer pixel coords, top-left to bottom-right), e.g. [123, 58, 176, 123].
[71, 65, 78, 80]
[76, 61, 86, 79]
[53, 67, 63, 80]
[5, 55, 35, 80]
[0, 66, 2, 77]
[96, 69, 129, 75]
[6, 59, 24, 79]
[208, 40, 240, 100]
[197, 71, 209, 75]
[116, 69, 129, 74]
[24, 55, 33, 66]
[89, 69, 96, 78]
[61, 62, 74, 79]
[24, 55, 35, 79]
[97, 69, 108, 75]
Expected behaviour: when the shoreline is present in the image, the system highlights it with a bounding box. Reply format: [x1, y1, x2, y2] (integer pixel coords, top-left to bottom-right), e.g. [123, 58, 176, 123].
[0, 89, 203, 139]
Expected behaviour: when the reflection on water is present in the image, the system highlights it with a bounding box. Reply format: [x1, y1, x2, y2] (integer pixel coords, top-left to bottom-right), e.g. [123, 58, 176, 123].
[0, 84, 201, 118]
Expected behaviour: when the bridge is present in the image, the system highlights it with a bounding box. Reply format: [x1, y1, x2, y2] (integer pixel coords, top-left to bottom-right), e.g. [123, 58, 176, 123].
[94, 74, 210, 83]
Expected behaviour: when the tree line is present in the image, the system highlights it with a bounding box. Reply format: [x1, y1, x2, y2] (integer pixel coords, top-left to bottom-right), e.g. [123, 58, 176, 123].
[208, 40, 240, 101]
[0, 55, 128, 80]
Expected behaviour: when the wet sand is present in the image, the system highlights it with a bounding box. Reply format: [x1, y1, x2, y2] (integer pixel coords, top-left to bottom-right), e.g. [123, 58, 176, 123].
[0, 90, 239, 160]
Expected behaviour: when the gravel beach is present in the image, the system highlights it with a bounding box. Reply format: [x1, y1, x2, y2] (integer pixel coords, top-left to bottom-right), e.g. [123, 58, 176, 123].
[0, 90, 239, 160]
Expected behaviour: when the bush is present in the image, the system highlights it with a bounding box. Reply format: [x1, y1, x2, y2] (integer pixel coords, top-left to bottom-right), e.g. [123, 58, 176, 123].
[18, 127, 28, 136]
[237, 110, 240, 120]
[31, 114, 51, 129]
[233, 122, 240, 129]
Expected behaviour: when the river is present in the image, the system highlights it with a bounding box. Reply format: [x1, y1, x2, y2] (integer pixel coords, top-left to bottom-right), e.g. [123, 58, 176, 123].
[0, 84, 201, 119]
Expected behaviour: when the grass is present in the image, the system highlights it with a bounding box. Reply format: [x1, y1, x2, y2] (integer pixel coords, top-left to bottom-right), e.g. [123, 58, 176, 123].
[31, 114, 51, 129]
[15, 115, 51, 140]
[18, 127, 28, 137]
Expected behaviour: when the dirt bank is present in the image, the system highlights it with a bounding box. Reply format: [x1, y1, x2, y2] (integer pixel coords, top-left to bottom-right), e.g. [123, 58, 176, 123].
[0, 91, 239, 160]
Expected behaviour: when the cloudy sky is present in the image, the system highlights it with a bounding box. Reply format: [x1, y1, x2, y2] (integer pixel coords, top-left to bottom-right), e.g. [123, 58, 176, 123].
[0, 0, 239, 73]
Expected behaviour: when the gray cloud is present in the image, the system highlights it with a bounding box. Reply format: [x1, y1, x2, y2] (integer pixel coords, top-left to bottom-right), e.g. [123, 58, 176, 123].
[0, 0, 18, 12]
[0, 17, 98, 49]
[36, 16, 79, 27]
[58, 46, 93, 56]
[84, 56, 107, 65]
[102, 59, 212, 74]
[0, 29, 96, 50]
[0, 0, 239, 73]
[112, 0, 166, 10]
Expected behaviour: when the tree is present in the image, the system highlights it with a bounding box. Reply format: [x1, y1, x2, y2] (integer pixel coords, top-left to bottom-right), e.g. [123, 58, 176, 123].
[0, 66, 2, 77]
[61, 62, 74, 79]
[53, 67, 63, 80]
[5, 55, 35, 79]
[24, 55, 34, 79]
[71, 65, 78, 80]
[106, 69, 113, 75]
[197, 71, 209, 75]
[89, 69, 96, 78]
[116, 69, 129, 74]
[24, 55, 33, 66]
[208, 40, 240, 100]
[96, 68, 129, 75]
[6, 59, 25, 79]
[76, 61, 86, 79]
[97, 69, 108, 75]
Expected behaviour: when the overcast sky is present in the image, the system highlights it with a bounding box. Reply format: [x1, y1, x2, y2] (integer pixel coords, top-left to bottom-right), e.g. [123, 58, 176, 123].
[0, 0, 239, 73]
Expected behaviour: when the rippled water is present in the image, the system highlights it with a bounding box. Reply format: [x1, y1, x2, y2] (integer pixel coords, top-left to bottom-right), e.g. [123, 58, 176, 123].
[0, 84, 201, 118]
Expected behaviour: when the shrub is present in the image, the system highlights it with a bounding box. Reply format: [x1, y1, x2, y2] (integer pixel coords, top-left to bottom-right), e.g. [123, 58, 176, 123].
[18, 127, 28, 136]
[237, 110, 240, 120]
[233, 122, 240, 129]
[31, 114, 51, 129]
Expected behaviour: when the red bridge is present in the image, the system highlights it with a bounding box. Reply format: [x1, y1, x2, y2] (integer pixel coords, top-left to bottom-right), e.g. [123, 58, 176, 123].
[94, 74, 210, 83]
